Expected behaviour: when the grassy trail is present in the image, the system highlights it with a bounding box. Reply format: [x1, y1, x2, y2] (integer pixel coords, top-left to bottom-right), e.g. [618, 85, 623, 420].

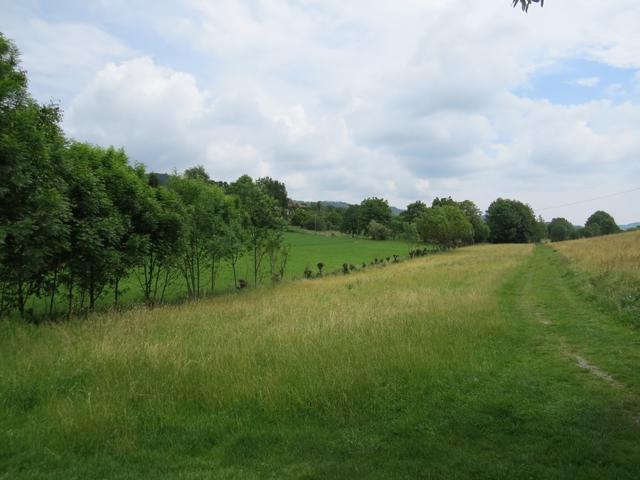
[495, 245, 640, 477]
[505, 245, 640, 409]
[2, 244, 640, 478]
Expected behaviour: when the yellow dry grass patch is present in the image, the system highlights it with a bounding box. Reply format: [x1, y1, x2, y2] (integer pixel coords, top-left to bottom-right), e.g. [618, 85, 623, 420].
[554, 230, 640, 278]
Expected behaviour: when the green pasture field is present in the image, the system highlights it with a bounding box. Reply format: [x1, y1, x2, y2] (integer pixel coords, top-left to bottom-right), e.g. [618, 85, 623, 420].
[27, 230, 421, 315]
[3, 239, 640, 478]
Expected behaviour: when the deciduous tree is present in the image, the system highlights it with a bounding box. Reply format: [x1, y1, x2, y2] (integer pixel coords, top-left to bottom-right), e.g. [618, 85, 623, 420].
[486, 198, 537, 244]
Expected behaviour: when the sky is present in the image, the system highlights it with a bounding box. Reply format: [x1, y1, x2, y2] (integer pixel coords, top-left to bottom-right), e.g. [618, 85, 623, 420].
[2, 0, 639, 225]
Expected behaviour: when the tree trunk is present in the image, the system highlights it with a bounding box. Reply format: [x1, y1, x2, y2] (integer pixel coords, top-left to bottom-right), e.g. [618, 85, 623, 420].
[114, 277, 120, 307]
[253, 244, 258, 287]
[67, 280, 74, 319]
[231, 258, 238, 289]
[48, 270, 58, 318]
[17, 281, 25, 319]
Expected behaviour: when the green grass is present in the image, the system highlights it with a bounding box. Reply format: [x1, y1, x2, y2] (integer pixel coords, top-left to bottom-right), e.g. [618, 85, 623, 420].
[27, 230, 420, 316]
[2, 242, 640, 478]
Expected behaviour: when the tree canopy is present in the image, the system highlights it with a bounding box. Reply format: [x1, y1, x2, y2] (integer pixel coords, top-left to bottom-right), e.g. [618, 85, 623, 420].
[585, 210, 621, 237]
[0, 33, 291, 318]
[416, 206, 473, 248]
[548, 217, 576, 242]
[486, 198, 537, 244]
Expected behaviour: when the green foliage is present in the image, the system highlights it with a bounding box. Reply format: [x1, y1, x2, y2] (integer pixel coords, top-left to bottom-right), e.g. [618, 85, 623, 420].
[0, 34, 291, 318]
[290, 203, 344, 232]
[400, 222, 420, 253]
[431, 196, 457, 208]
[486, 198, 537, 244]
[360, 197, 392, 232]
[137, 187, 185, 304]
[229, 175, 286, 286]
[431, 197, 489, 244]
[400, 201, 428, 224]
[257, 176, 289, 216]
[183, 165, 210, 182]
[170, 175, 231, 296]
[289, 207, 310, 228]
[548, 217, 576, 242]
[585, 210, 621, 237]
[367, 219, 392, 240]
[532, 215, 548, 243]
[341, 205, 362, 237]
[0, 34, 70, 317]
[416, 206, 473, 248]
[303, 213, 327, 232]
[0, 32, 27, 109]
[470, 215, 490, 243]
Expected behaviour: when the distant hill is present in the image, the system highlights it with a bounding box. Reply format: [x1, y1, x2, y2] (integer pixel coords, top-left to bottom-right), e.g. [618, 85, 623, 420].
[620, 222, 640, 230]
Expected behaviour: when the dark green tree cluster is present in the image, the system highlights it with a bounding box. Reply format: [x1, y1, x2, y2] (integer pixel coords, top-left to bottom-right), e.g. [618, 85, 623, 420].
[547, 211, 621, 242]
[405, 198, 486, 248]
[340, 198, 394, 239]
[431, 197, 490, 244]
[290, 202, 345, 232]
[415, 205, 474, 248]
[290, 198, 395, 240]
[547, 217, 576, 242]
[0, 34, 286, 319]
[486, 198, 539, 243]
[582, 211, 621, 238]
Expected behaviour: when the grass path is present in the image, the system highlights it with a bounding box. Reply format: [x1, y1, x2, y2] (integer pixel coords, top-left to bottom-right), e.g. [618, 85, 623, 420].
[494, 245, 640, 478]
[2, 244, 640, 478]
[502, 245, 640, 427]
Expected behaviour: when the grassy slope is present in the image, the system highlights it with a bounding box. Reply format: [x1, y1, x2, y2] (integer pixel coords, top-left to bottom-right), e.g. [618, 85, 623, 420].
[2, 243, 640, 478]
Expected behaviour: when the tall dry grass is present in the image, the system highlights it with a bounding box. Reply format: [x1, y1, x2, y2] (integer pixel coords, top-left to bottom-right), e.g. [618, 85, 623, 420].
[554, 230, 640, 276]
[553, 230, 640, 320]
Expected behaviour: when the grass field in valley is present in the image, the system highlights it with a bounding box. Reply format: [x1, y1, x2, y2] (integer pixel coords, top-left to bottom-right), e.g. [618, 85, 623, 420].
[2, 237, 640, 478]
[27, 230, 420, 315]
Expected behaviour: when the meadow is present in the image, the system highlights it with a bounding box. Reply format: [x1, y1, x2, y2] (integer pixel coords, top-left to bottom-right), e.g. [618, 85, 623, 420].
[2, 237, 640, 478]
[554, 230, 640, 324]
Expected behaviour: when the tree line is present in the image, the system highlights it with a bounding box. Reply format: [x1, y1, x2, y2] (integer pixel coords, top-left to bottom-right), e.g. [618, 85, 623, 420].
[1, 33, 292, 318]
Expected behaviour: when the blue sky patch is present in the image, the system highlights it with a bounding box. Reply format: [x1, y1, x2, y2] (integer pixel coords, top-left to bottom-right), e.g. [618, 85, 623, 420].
[515, 58, 638, 105]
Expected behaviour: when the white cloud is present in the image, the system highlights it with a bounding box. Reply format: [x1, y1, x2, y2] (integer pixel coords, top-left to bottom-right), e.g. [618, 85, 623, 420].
[572, 77, 600, 87]
[6, 0, 640, 223]
[0, 15, 134, 103]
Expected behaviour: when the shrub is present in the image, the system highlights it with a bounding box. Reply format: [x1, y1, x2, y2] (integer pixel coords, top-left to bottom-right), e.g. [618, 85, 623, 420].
[367, 220, 393, 240]
[303, 266, 312, 279]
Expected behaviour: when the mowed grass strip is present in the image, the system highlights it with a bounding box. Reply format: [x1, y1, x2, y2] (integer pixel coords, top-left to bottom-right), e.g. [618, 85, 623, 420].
[2, 242, 640, 478]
